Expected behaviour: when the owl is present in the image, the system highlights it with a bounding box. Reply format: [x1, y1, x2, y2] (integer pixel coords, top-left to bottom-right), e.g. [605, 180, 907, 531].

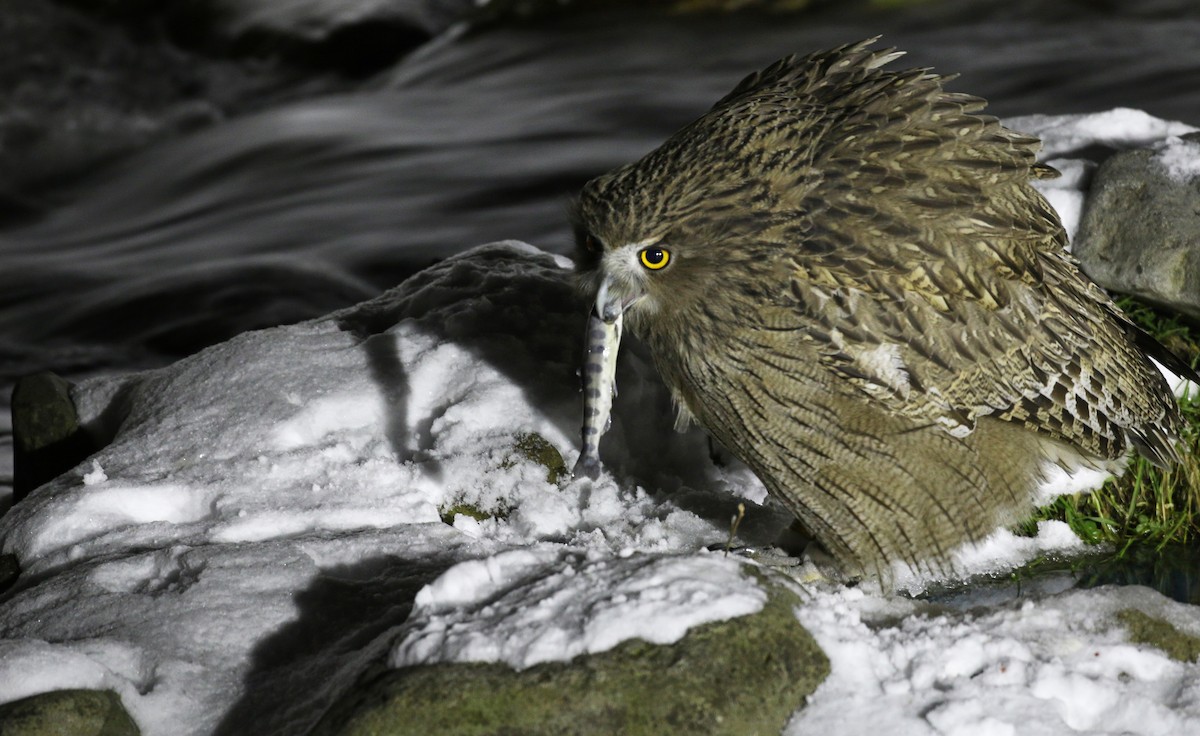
[572, 39, 1188, 576]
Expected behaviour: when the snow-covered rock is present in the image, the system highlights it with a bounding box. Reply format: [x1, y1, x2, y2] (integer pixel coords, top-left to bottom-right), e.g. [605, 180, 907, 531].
[314, 561, 829, 736]
[0, 242, 770, 735]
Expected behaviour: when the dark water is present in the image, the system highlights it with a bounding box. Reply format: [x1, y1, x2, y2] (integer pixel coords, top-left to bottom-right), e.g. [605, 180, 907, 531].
[1079, 544, 1200, 606]
[4, 2, 1200, 533]
[915, 544, 1200, 608]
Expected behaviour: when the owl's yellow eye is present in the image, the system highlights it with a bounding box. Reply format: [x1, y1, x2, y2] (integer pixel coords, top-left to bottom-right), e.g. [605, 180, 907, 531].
[639, 246, 670, 270]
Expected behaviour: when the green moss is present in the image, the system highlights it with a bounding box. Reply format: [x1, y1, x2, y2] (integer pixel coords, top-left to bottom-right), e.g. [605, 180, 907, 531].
[314, 577, 829, 736]
[1117, 608, 1200, 663]
[438, 504, 495, 526]
[513, 432, 567, 484]
[439, 434, 566, 525]
[0, 689, 139, 736]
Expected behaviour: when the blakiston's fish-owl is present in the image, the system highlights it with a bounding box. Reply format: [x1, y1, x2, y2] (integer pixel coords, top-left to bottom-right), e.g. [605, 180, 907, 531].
[572, 39, 1191, 576]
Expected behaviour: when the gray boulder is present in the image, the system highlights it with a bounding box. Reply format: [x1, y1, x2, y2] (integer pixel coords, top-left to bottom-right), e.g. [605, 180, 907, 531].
[1074, 132, 1200, 321]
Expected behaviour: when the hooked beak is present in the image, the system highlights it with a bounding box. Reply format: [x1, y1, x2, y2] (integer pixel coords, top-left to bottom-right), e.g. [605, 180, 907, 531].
[595, 275, 643, 324]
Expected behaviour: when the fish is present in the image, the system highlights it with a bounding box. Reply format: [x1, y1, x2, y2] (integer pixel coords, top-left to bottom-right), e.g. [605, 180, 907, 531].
[572, 309, 623, 480]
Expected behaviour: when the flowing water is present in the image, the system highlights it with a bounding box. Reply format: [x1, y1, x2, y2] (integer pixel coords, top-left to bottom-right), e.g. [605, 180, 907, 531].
[4, 0, 1200, 592]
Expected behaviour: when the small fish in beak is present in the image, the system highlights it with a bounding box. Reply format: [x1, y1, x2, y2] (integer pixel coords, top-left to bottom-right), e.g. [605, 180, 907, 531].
[571, 299, 624, 480]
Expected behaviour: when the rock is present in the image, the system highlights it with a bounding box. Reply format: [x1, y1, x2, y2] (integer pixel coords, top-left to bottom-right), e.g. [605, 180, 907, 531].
[438, 504, 494, 525]
[0, 689, 139, 736]
[161, 0, 470, 77]
[1117, 608, 1200, 663]
[0, 553, 19, 594]
[1074, 133, 1200, 321]
[313, 575, 828, 736]
[513, 432, 567, 484]
[11, 372, 97, 505]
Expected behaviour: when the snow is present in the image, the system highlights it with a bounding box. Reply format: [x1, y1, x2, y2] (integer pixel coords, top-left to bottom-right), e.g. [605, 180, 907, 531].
[890, 520, 1087, 595]
[392, 549, 767, 670]
[81, 459, 108, 486]
[1155, 135, 1200, 183]
[3, 109, 1200, 735]
[1009, 108, 1198, 243]
[789, 584, 1200, 736]
[1010, 108, 1198, 160]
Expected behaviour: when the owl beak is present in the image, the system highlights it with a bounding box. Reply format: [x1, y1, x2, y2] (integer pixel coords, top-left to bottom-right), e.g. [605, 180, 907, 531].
[595, 274, 642, 324]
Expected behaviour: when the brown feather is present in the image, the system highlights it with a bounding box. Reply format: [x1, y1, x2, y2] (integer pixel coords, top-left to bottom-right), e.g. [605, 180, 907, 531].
[573, 39, 1187, 576]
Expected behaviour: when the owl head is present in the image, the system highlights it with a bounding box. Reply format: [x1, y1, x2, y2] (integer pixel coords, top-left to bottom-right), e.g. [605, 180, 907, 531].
[571, 128, 793, 339]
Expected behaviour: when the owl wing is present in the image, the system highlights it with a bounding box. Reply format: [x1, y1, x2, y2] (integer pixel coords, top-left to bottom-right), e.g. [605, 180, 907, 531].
[743, 43, 1184, 466]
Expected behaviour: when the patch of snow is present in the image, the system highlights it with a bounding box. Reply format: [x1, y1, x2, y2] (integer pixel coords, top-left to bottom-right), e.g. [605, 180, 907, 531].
[1153, 135, 1200, 183]
[1153, 358, 1200, 399]
[392, 549, 767, 670]
[0, 640, 121, 704]
[1035, 464, 1113, 502]
[890, 521, 1089, 596]
[1034, 158, 1092, 243]
[272, 393, 383, 451]
[21, 483, 215, 561]
[82, 459, 108, 486]
[1009, 108, 1198, 160]
[788, 584, 1200, 736]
